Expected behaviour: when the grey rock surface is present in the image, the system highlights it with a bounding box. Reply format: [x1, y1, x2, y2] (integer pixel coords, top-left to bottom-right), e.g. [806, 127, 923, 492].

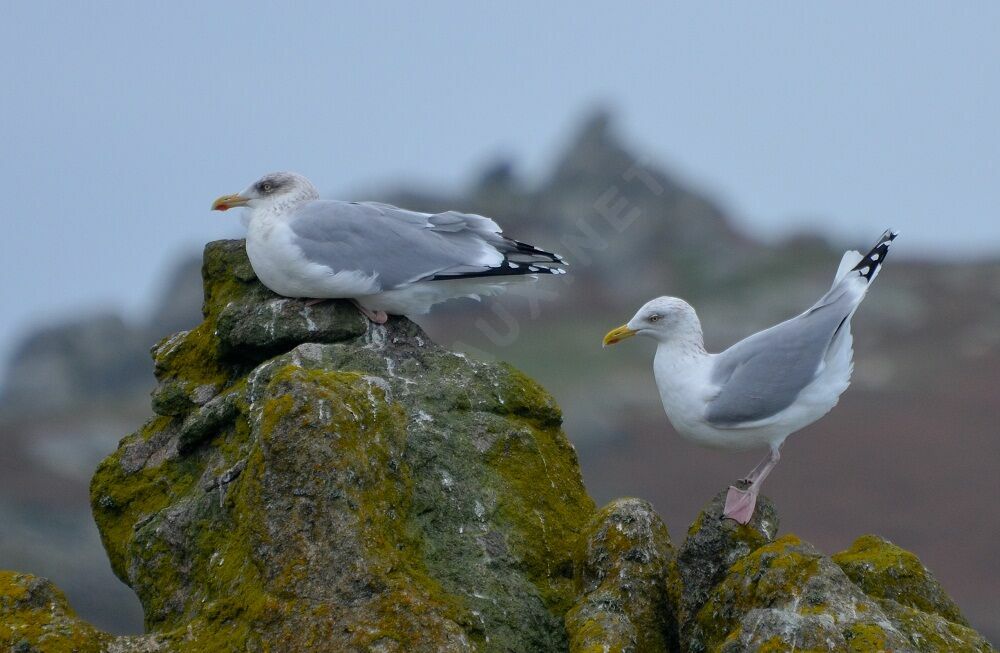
[675, 484, 779, 647]
[565, 497, 678, 652]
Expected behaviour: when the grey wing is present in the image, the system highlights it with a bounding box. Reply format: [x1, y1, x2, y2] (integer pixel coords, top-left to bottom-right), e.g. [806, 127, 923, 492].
[288, 201, 563, 290]
[368, 203, 566, 273]
[704, 289, 856, 427]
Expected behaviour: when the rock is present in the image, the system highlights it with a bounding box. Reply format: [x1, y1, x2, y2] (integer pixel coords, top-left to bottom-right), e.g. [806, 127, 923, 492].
[678, 519, 994, 653]
[565, 498, 678, 653]
[833, 535, 994, 652]
[876, 598, 994, 652]
[690, 534, 913, 652]
[832, 534, 968, 625]
[89, 240, 595, 651]
[215, 296, 367, 360]
[0, 571, 111, 652]
[675, 485, 779, 649]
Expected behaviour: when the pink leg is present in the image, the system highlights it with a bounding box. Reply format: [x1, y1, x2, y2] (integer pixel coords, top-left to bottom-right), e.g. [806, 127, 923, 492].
[304, 298, 328, 307]
[724, 445, 781, 524]
[351, 300, 388, 324]
[740, 451, 775, 485]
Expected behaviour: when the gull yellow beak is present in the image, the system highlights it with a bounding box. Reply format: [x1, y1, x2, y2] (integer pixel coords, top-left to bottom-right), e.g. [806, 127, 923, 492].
[211, 193, 250, 211]
[603, 324, 637, 347]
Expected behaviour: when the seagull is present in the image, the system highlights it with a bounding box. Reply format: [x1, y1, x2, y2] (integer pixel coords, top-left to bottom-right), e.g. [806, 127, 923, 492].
[602, 230, 897, 523]
[211, 172, 566, 323]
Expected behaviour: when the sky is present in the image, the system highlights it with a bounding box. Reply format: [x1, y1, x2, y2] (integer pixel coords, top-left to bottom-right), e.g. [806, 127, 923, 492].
[1, 2, 998, 363]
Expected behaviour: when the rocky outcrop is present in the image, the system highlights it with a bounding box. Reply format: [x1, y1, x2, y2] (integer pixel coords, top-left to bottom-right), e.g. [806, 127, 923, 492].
[675, 484, 780, 647]
[565, 498, 678, 653]
[1, 240, 993, 652]
[84, 240, 598, 652]
[0, 571, 111, 653]
[678, 492, 993, 653]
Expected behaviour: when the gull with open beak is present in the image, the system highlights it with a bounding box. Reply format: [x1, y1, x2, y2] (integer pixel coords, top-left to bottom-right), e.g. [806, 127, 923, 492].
[211, 172, 566, 323]
[603, 230, 897, 523]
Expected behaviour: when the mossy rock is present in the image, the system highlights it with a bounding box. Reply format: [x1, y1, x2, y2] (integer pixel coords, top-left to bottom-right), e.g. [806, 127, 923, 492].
[877, 597, 994, 652]
[87, 240, 595, 651]
[675, 485, 779, 651]
[0, 571, 112, 653]
[832, 534, 968, 625]
[833, 535, 994, 652]
[565, 498, 678, 653]
[690, 534, 912, 652]
[682, 531, 996, 653]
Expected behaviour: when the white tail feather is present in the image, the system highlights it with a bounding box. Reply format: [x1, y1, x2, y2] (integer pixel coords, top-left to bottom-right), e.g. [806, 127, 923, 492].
[832, 250, 864, 287]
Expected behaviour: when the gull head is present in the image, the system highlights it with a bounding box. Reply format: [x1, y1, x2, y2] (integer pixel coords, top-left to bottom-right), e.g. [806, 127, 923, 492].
[211, 172, 320, 213]
[603, 296, 702, 347]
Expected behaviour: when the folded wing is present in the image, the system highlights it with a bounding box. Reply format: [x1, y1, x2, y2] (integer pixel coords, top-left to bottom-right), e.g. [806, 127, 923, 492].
[288, 201, 564, 291]
[705, 286, 857, 428]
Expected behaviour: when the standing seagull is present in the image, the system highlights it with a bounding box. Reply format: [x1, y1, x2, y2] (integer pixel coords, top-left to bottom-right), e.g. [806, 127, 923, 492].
[602, 230, 897, 523]
[212, 172, 566, 323]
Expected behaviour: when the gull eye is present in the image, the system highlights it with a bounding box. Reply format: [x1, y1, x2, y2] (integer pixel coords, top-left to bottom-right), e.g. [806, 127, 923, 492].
[262, 183, 273, 192]
[648, 314, 661, 323]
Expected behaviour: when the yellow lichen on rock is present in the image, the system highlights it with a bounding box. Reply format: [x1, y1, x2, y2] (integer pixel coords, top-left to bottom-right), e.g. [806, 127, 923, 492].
[0, 571, 111, 653]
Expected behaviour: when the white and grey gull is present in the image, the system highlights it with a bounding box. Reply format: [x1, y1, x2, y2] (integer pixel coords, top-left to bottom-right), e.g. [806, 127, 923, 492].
[603, 230, 897, 523]
[212, 172, 566, 323]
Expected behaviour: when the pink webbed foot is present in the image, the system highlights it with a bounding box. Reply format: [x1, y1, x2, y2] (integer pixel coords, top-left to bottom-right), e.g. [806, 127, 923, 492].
[350, 300, 388, 324]
[303, 298, 328, 307]
[723, 485, 758, 524]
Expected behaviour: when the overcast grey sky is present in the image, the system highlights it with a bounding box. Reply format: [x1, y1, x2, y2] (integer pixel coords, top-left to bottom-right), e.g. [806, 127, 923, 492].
[2, 2, 998, 361]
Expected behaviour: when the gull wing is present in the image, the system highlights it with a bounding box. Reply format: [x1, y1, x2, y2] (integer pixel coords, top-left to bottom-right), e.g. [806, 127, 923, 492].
[288, 200, 563, 291]
[704, 289, 855, 428]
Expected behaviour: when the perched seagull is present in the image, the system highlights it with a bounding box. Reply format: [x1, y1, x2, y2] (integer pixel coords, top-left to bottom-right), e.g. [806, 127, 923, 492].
[212, 172, 566, 323]
[602, 230, 897, 523]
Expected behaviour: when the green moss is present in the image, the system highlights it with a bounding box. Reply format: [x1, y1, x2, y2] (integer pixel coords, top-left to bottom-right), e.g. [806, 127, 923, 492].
[565, 608, 632, 653]
[876, 598, 993, 652]
[832, 534, 969, 626]
[90, 419, 200, 583]
[239, 365, 475, 649]
[726, 534, 817, 593]
[486, 416, 595, 614]
[153, 322, 231, 395]
[200, 240, 260, 319]
[0, 572, 29, 604]
[750, 635, 847, 653]
[692, 535, 820, 648]
[0, 572, 110, 652]
[843, 622, 889, 652]
[687, 511, 705, 538]
[179, 449, 278, 651]
[567, 498, 676, 653]
[494, 364, 563, 426]
[207, 401, 253, 473]
[149, 241, 265, 417]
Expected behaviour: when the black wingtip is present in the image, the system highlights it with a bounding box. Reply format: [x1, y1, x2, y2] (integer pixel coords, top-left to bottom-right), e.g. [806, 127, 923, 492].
[506, 239, 566, 265]
[850, 228, 897, 282]
[427, 257, 568, 282]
